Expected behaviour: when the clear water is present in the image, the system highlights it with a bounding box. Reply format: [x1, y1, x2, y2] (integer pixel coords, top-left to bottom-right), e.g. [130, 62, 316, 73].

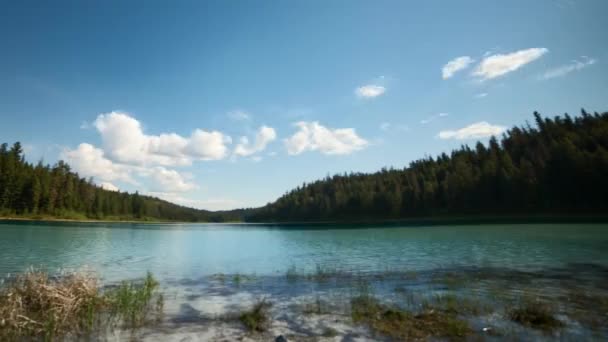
[1, 221, 607, 282]
[2, 221, 608, 340]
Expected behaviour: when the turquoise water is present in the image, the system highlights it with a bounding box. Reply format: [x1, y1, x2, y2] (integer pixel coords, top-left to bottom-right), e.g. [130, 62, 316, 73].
[0, 221, 607, 283]
[2, 221, 608, 339]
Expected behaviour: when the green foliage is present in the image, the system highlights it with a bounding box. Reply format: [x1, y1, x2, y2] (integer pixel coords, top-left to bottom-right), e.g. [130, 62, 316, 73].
[239, 299, 272, 332]
[106, 272, 163, 328]
[0, 145, 240, 222]
[509, 300, 564, 331]
[248, 110, 608, 222]
[350, 292, 471, 340]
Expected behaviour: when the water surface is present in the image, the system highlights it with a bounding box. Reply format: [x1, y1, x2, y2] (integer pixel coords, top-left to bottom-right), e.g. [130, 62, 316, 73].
[1, 221, 607, 340]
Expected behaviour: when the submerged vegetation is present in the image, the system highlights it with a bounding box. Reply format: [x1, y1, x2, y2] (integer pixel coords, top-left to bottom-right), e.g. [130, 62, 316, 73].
[239, 299, 272, 332]
[350, 289, 471, 340]
[249, 110, 608, 222]
[508, 300, 564, 331]
[0, 269, 163, 341]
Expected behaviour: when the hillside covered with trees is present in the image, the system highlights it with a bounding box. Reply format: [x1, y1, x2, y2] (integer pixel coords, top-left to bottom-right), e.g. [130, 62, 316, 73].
[0, 143, 238, 222]
[2, 110, 607, 223]
[246, 110, 608, 222]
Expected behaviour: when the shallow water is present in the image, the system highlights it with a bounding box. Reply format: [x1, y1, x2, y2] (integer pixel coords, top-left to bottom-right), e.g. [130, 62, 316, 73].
[1, 221, 608, 340]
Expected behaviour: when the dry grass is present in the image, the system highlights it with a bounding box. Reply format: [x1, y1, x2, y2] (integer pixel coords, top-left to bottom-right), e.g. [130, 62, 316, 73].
[0, 268, 162, 341]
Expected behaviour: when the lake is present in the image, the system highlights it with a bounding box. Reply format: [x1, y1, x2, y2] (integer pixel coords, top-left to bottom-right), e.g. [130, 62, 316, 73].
[1, 221, 607, 340]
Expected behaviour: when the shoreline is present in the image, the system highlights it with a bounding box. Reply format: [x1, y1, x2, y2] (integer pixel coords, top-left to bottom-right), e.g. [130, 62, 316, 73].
[2, 213, 608, 226]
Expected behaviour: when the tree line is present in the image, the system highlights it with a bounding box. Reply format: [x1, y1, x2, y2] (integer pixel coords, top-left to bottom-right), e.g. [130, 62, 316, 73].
[246, 110, 608, 222]
[0, 143, 238, 222]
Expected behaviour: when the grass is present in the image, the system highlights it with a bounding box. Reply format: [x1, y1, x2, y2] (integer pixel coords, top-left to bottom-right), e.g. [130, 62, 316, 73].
[430, 293, 493, 316]
[302, 295, 327, 315]
[239, 299, 272, 332]
[286, 265, 298, 283]
[350, 283, 471, 341]
[508, 300, 564, 331]
[0, 268, 163, 341]
[106, 271, 163, 328]
[350, 295, 471, 341]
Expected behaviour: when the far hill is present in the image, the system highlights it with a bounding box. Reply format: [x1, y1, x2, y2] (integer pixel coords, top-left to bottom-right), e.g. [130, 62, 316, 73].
[2, 110, 607, 224]
[245, 110, 608, 222]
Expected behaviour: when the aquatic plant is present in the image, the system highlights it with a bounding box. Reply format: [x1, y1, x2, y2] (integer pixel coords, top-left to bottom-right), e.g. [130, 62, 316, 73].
[239, 299, 272, 332]
[508, 300, 563, 331]
[431, 293, 493, 316]
[286, 264, 298, 282]
[106, 271, 163, 328]
[0, 268, 163, 341]
[350, 294, 471, 340]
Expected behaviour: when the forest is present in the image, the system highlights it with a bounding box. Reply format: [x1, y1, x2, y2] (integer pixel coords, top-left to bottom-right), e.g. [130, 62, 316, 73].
[246, 110, 608, 222]
[1, 110, 607, 223]
[0, 143, 239, 222]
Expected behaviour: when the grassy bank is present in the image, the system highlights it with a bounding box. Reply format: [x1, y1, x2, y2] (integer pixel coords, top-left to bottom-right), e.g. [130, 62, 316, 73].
[0, 269, 163, 341]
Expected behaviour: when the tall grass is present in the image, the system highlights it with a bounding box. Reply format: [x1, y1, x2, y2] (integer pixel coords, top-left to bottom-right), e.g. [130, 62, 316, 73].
[0, 269, 163, 341]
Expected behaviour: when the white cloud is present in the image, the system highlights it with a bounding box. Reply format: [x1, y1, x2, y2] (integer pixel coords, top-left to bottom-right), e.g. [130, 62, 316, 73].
[93, 111, 231, 166]
[438, 121, 506, 140]
[474, 92, 488, 98]
[421, 112, 449, 125]
[145, 192, 239, 211]
[442, 56, 475, 79]
[284, 121, 368, 155]
[355, 85, 386, 98]
[227, 110, 251, 121]
[233, 125, 277, 157]
[186, 129, 232, 161]
[539, 57, 596, 80]
[61, 143, 136, 184]
[380, 122, 409, 132]
[100, 182, 119, 191]
[472, 48, 548, 80]
[142, 167, 198, 193]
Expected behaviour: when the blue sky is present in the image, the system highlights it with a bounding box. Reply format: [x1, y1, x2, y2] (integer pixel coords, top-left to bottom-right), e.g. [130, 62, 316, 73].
[1, 0, 607, 210]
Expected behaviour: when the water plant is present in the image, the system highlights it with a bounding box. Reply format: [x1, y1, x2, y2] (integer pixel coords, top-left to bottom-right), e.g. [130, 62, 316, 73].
[508, 300, 564, 331]
[286, 264, 298, 283]
[106, 271, 163, 328]
[0, 268, 163, 341]
[350, 284, 471, 341]
[239, 299, 272, 332]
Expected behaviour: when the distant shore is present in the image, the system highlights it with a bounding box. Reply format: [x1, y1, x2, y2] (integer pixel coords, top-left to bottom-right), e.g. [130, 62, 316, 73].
[2, 213, 608, 226]
[0, 216, 182, 224]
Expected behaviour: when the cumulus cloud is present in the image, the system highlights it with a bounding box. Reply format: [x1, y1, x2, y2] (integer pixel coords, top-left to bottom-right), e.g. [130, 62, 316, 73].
[100, 182, 119, 192]
[355, 85, 386, 98]
[62, 143, 199, 193]
[94, 111, 231, 166]
[442, 56, 474, 79]
[421, 112, 449, 125]
[234, 126, 277, 157]
[539, 56, 596, 80]
[143, 167, 198, 193]
[472, 48, 548, 80]
[284, 121, 368, 155]
[438, 122, 506, 140]
[61, 143, 136, 184]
